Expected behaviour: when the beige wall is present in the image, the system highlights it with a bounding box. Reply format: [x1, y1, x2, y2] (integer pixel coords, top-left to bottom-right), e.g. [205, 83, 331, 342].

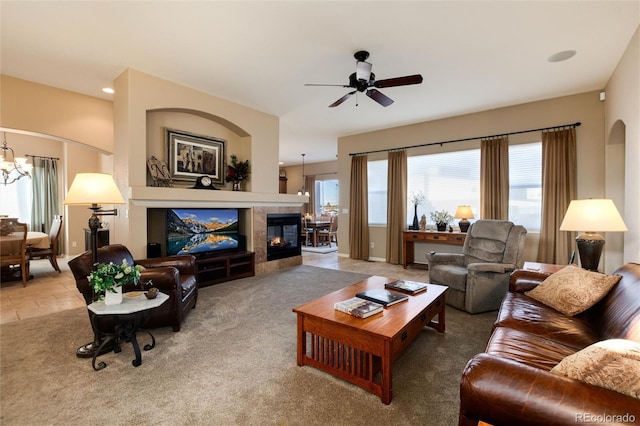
[0, 75, 113, 256]
[283, 159, 338, 195]
[337, 91, 611, 267]
[604, 26, 640, 267]
[113, 69, 281, 258]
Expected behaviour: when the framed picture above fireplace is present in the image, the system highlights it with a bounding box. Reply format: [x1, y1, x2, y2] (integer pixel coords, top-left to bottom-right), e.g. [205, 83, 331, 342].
[166, 128, 226, 184]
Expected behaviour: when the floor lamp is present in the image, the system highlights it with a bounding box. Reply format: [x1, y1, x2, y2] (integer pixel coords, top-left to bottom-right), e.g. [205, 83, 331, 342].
[64, 172, 125, 357]
[559, 199, 627, 271]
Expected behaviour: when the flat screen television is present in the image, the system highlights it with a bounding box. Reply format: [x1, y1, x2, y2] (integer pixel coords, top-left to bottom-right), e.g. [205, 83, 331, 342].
[166, 208, 239, 256]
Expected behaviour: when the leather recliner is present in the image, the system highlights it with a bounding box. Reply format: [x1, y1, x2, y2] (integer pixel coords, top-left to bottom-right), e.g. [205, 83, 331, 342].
[68, 244, 198, 332]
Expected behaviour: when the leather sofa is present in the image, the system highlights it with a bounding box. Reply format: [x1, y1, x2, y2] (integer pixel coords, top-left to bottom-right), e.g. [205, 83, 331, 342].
[69, 244, 198, 332]
[459, 263, 640, 426]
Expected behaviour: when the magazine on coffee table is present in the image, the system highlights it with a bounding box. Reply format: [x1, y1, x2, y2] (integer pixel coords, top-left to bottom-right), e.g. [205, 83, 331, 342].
[384, 280, 428, 295]
[334, 297, 384, 318]
[355, 289, 409, 306]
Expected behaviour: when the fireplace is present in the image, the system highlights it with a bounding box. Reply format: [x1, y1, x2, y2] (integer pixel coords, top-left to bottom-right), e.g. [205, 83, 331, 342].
[267, 214, 301, 261]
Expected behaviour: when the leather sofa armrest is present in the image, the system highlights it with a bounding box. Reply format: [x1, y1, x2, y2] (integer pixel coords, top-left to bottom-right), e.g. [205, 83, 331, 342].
[136, 255, 196, 277]
[426, 252, 465, 265]
[509, 269, 548, 293]
[467, 263, 516, 273]
[460, 353, 640, 426]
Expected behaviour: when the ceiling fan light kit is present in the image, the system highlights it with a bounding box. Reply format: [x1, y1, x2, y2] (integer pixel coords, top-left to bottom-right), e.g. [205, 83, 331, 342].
[305, 50, 423, 108]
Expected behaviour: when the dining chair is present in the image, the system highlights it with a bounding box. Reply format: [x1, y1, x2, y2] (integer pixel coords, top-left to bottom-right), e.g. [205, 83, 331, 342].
[300, 216, 312, 247]
[28, 215, 63, 273]
[0, 221, 30, 287]
[316, 215, 337, 247]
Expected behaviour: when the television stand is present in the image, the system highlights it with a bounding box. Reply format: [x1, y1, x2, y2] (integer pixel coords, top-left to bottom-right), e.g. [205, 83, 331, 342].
[195, 251, 255, 287]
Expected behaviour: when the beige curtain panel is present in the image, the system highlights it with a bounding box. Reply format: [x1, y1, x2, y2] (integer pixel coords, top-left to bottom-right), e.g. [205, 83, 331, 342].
[349, 154, 370, 260]
[537, 128, 577, 264]
[480, 136, 509, 220]
[385, 150, 407, 264]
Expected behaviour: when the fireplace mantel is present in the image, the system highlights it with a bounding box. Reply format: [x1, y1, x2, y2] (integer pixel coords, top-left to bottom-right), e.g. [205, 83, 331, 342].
[129, 186, 306, 208]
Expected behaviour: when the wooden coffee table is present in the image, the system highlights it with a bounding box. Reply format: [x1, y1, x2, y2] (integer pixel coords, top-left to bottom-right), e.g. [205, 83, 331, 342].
[292, 276, 447, 404]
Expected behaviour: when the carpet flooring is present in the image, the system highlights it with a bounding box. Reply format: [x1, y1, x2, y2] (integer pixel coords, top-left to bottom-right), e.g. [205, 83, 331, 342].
[0, 265, 496, 425]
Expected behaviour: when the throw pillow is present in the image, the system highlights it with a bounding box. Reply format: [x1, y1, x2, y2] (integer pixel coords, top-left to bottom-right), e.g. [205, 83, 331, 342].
[551, 339, 640, 399]
[525, 264, 621, 316]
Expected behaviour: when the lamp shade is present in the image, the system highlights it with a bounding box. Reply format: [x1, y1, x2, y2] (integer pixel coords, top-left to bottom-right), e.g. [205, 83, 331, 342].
[454, 205, 474, 219]
[559, 199, 627, 232]
[64, 173, 125, 205]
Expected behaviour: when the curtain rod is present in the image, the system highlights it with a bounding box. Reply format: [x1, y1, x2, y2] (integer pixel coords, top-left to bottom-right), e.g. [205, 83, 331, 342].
[26, 154, 60, 160]
[349, 121, 581, 156]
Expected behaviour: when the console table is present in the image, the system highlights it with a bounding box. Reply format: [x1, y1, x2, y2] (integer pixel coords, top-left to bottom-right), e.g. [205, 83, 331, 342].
[403, 230, 466, 269]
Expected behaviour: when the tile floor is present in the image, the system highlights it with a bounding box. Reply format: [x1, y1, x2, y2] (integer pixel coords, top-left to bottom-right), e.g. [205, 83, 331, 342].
[0, 252, 430, 325]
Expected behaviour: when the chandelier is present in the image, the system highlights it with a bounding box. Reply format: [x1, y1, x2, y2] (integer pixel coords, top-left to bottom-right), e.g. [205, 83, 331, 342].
[297, 153, 309, 197]
[1, 132, 32, 185]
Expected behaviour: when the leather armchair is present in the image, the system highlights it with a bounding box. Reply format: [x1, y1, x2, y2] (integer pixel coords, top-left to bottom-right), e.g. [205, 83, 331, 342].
[426, 220, 527, 313]
[69, 244, 198, 332]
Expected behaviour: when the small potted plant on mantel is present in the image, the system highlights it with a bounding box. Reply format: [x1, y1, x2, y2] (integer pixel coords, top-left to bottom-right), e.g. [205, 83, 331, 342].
[225, 154, 250, 191]
[430, 210, 453, 232]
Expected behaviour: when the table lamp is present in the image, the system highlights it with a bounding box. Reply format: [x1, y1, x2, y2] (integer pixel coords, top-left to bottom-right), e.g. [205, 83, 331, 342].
[559, 199, 627, 271]
[454, 205, 474, 233]
[64, 173, 125, 267]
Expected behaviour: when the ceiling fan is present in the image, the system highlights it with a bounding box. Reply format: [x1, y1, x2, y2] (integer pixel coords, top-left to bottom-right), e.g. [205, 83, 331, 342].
[305, 50, 423, 108]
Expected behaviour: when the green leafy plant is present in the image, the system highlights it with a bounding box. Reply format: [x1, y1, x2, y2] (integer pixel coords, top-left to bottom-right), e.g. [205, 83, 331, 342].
[88, 259, 144, 297]
[429, 210, 453, 225]
[225, 154, 250, 182]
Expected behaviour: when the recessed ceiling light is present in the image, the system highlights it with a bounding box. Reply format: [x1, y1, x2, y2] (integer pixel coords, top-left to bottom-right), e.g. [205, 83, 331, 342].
[102, 87, 115, 94]
[547, 50, 577, 63]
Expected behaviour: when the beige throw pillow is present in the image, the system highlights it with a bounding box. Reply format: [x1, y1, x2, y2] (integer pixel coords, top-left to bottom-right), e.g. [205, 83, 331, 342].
[525, 264, 621, 316]
[551, 339, 640, 399]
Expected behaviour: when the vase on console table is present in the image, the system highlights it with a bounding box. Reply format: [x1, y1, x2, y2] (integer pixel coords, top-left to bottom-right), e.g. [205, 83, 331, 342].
[412, 205, 419, 230]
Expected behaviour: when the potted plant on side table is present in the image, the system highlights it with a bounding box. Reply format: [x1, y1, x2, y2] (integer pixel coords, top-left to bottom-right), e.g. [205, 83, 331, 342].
[88, 259, 144, 305]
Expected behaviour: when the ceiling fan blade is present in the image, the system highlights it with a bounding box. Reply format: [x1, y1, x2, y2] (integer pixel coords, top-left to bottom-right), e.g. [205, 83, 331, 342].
[366, 89, 394, 107]
[329, 91, 356, 108]
[356, 61, 372, 82]
[305, 83, 351, 87]
[374, 74, 423, 88]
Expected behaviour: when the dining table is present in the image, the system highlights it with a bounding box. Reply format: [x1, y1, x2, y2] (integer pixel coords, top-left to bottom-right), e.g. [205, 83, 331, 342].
[0, 231, 51, 282]
[305, 220, 331, 247]
[0, 231, 51, 249]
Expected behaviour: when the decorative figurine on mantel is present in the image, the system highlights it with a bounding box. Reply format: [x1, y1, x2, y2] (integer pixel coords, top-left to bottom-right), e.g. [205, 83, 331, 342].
[146, 156, 173, 187]
[419, 214, 427, 231]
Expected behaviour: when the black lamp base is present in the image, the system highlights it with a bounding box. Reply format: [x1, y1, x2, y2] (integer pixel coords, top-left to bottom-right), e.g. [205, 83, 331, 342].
[576, 232, 605, 271]
[458, 218, 470, 233]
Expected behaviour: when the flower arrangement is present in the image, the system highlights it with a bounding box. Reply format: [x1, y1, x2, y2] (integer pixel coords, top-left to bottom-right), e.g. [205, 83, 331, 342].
[225, 154, 250, 183]
[429, 210, 453, 226]
[410, 191, 425, 206]
[88, 259, 144, 297]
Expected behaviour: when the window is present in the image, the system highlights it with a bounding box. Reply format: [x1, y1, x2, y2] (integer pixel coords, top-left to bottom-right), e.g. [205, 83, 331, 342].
[509, 142, 541, 231]
[367, 160, 388, 224]
[0, 177, 32, 224]
[367, 142, 542, 230]
[407, 150, 481, 226]
[314, 179, 339, 216]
